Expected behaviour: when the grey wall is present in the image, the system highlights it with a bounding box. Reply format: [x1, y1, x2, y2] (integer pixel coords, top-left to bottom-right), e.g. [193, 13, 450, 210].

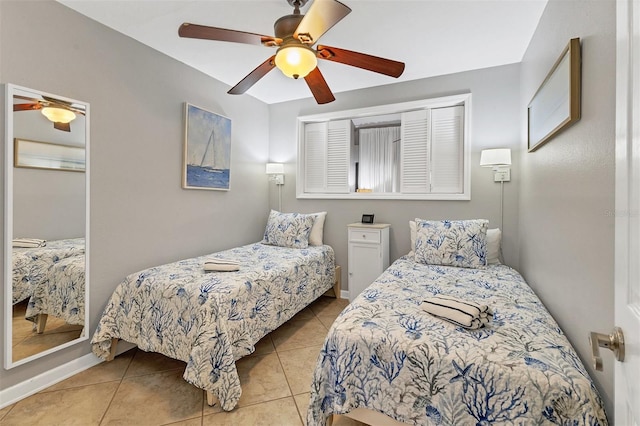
[0, 0, 616, 420]
[1, 0, 270, 391]
[518, 0, 615, 417]
[268, 63, 522, 289]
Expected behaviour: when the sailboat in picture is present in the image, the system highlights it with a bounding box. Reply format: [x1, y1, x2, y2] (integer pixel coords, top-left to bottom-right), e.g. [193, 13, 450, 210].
[193, 128, 224, 173]
[183, 103, 231, 190]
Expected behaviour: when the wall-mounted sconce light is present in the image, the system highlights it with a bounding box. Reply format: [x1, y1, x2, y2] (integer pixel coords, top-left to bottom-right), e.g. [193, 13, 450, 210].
[266, 162, 285, 185]
[480, 148, 512, 181]
[480, 148, 512, 231]
[266, 162, 285, 211]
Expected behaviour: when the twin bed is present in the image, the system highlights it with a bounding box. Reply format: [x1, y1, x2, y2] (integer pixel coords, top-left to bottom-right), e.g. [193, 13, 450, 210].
[307, 257, 607, 425]
[90, 216, 607, 424]
[308, 219, 608, 425]
[91, 211, 335, 410]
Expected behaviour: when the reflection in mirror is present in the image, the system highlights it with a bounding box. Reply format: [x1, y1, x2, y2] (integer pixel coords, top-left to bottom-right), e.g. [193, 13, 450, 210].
[351, 113, 401, 193]
[4, 84, 89, 368]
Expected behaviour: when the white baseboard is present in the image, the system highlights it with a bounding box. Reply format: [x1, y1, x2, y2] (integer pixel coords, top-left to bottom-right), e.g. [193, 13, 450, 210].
[0, 353, 102, 409]
[0, 341, 136, 409]
[340, 290, 350, 300]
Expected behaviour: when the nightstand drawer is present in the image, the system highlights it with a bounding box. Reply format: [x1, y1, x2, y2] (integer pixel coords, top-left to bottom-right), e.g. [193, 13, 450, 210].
[348, 228, 381, 243]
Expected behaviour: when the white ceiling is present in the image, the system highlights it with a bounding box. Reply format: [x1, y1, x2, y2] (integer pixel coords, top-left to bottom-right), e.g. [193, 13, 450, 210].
[57, 0, 548, 105]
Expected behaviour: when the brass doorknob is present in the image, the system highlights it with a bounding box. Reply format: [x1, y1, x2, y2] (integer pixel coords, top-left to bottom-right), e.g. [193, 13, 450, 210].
[589, 327, 625, 371]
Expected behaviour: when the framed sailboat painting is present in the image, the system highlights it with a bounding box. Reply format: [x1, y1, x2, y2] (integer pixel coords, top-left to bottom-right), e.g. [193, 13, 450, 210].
[183, 103, 232, 190]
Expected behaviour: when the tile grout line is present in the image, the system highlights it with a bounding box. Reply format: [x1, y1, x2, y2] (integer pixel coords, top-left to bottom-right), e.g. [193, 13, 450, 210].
[98, 348, 137, 425]
[282, 306, 331, 426]
[274, 319, 308, 426]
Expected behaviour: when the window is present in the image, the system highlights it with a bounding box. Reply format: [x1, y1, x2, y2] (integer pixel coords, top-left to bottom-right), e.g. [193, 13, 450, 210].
[296, 94, 471, 200]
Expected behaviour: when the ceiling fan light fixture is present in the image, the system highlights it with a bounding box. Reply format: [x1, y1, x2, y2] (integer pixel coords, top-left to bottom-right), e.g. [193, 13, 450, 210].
[41, 107, 76, 124]
[275, 44, 317, 79]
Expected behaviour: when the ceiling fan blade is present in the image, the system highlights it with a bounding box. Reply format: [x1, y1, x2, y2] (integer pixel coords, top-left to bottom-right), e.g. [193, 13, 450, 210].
[228, 56, 277, 95]
[304, 67, 335, 104]
[317, 45, 405, 78]
[294, 0, 351, 45]
[13, 103, 42, 112]
[179, 23, 281, 47]
[53, 122, 71, 132]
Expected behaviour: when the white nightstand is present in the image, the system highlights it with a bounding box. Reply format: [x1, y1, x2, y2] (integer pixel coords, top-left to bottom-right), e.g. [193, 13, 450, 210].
[347, 223, 390, 301]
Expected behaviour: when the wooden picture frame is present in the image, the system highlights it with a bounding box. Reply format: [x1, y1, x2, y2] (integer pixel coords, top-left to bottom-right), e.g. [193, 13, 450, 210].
[183, 103, 232, 190]
[527, 38, 581, 152]
[14, 138, 85, 172]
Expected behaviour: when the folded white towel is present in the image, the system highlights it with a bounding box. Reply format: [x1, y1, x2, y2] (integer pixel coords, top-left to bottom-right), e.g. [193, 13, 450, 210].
[421, 295, 492, 329]
[205, 258, 240, 266]
[204, 261, 239, 272]
[13, 238, 47, 248]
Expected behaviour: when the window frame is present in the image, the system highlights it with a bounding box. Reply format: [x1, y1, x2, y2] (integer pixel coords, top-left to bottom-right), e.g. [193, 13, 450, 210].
[296, 93, 472, 200]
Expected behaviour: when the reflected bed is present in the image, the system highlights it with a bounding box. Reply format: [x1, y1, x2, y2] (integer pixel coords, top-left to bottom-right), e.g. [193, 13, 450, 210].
[11, 238, 85, 305]
[25, 253, 86, 329]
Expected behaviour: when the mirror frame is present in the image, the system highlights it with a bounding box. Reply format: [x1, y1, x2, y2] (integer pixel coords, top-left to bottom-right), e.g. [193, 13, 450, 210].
[4, 83, 90, 369]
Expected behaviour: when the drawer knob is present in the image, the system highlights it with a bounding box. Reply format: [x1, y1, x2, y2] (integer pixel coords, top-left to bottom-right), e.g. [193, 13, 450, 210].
[362, 234, 366, 238]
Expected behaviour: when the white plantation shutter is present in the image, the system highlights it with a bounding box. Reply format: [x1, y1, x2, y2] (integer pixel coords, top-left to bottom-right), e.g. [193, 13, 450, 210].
[326, 120, 351, 193]
[430, 106, 464, 193]
[303, 120, 350, 193]
[304, 122, 327, 193]
[297, 94, 470, 199]
[400, 109, 430, 193]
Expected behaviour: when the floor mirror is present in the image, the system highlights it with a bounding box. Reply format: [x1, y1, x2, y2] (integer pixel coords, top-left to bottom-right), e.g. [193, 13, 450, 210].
[4, 84, 90, 368]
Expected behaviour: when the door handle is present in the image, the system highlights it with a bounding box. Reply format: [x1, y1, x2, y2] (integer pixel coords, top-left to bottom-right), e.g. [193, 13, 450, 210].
[589, 327, 624, 371]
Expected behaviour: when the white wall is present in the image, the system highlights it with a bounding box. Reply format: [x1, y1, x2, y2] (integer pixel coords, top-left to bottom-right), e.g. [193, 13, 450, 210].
[0, 0, 271, 392]
[268, 63, 522, 289]
[519, 0, 616, 417]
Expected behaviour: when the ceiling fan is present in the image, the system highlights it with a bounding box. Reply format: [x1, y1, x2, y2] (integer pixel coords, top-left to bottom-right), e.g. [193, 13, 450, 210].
[178, 0, 405, 104]
[13, 95, 86, 132]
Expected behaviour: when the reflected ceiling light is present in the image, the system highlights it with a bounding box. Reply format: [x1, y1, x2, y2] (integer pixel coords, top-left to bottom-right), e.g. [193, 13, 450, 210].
[41, 107, 76, 124]
[274, 44, 317, 79]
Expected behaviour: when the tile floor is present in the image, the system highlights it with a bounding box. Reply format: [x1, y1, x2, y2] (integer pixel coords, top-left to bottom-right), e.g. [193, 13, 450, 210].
[0, 296, 366, 426]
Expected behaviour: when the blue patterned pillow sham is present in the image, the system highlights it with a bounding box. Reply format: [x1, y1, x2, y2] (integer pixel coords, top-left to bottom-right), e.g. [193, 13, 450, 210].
[262, 210, 315, 249]
[414, 219, 488, 268]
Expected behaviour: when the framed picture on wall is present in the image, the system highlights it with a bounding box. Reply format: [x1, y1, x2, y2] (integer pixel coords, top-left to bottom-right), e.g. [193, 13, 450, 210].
[14, 138, 85, 172]
[183, 103, 232, 190]
[527, 38, 581, 152]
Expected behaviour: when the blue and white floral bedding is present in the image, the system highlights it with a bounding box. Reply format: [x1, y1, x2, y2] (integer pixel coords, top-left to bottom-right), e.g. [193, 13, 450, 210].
[91, 242, 335, 410]
[25, 254, 85, 327]
[12, 238, 85, 304]
[308, 256, 608, 425]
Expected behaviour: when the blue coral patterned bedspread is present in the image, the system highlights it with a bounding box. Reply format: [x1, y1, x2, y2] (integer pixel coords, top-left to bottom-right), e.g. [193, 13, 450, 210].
[91, 242, 335, 411]
[12, 238, 85, 304]
[26, 254, 85, 327]
[307, 256, 607, 426]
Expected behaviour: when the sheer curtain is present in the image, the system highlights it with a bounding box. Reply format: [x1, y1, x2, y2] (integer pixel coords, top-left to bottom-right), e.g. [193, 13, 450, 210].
[358, 126, 401, 192]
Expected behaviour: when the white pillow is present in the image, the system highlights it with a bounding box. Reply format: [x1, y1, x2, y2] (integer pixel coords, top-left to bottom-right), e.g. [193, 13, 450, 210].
[486, 228, 502, 264]
[309, 211, 327, 246]
[409, 220, 416, 256]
